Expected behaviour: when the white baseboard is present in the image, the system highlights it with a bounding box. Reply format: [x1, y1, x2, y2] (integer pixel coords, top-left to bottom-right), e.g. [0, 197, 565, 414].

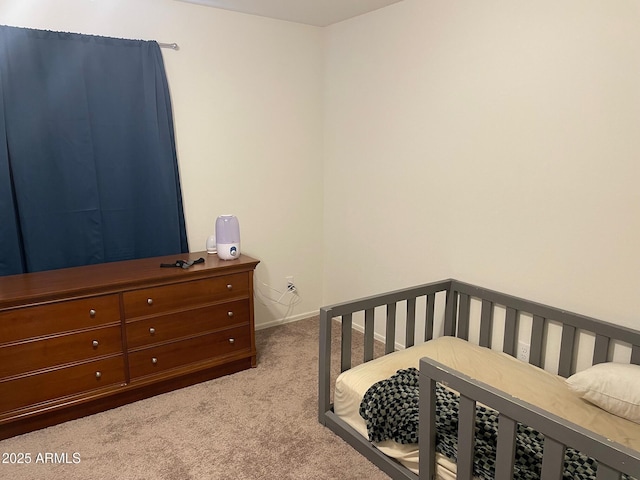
[341, 319, 404, 351]
[255, 310, 317, 331]
[350, 321, 390, 345]
[256, 313, 404, 350]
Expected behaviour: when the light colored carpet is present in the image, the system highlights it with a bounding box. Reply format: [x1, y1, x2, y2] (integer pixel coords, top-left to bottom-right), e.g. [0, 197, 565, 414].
[0, 317, 390, 480]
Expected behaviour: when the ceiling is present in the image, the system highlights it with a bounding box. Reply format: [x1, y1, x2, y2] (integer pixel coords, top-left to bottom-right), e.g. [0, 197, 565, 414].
[174, 0, 404, 27]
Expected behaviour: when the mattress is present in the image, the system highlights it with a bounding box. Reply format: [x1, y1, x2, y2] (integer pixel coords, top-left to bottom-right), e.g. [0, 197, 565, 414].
[333, 336, 640, 478]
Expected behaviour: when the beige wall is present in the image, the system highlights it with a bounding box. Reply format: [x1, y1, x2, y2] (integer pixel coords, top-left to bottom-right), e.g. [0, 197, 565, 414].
[0, 0, 324, 328]
[324, 0, 640, 329]
[3, 0, 639, 332]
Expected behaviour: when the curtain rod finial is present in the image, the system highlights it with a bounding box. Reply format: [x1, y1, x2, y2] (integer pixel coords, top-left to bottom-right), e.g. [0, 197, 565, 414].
[159, 42, 179, 50]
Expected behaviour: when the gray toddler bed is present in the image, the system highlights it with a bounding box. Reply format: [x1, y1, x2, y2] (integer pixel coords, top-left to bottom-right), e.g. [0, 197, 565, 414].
[318, 279, 640, 479]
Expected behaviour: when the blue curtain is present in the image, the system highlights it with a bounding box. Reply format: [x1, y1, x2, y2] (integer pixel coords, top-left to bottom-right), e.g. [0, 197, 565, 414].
[0, 26, 188, 276]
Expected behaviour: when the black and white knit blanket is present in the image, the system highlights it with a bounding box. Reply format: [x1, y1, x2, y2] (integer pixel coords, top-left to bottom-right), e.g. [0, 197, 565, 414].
[359, 368, 632, 480]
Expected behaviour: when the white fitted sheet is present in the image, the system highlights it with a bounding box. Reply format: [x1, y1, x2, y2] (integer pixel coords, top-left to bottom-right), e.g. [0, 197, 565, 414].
[334, 336, 640, 477]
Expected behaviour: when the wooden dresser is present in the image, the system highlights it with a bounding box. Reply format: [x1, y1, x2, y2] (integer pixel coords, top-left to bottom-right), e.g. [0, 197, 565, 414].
[0, 252, 259, 440]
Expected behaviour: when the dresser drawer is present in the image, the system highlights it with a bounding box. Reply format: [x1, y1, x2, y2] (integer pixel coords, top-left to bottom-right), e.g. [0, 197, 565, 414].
[128, 325, 251, 379]
[0, 295, 120, 344]
[123, 273, 249, 319]
[0, 355, 126, 413]
[0, 326, 123, 380]
[126, 300, 249, 349]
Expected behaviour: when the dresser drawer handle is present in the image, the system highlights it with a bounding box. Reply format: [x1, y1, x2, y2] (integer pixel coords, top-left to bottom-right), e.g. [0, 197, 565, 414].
[151, 357, 158, 364]
[95, 371, 102, 379]
[149, 327, 156, 335]
[227, 311, 234, 317]
[147, 298, 154, 306]
[226, 284, 233, 291]
[89, 309, 96, 317]
[92, 340, 99, 348]
[228, 338, 235, 344]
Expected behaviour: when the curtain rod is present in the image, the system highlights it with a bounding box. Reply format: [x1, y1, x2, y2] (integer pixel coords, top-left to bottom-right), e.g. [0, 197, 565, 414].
[158, 42, 179, 50]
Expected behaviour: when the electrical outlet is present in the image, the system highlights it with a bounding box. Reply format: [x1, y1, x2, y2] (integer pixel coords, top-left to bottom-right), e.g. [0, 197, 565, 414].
[517, 341, 530, 362]
[285, 276, 295, 292]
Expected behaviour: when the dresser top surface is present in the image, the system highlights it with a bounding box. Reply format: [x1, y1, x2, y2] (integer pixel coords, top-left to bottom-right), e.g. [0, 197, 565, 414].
[0, 252, 259, 308]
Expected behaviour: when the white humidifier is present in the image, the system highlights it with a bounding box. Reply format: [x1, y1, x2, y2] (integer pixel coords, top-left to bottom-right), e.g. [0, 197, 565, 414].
[215, 215, 240, 260]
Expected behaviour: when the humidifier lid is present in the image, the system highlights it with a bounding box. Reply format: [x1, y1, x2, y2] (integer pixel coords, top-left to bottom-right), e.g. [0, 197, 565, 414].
[215, 215, 240, 243]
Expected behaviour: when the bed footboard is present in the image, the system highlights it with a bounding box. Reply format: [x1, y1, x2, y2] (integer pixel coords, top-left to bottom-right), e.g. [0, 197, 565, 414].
[419, 358, 640, 480]
[318, 279, 452, 478]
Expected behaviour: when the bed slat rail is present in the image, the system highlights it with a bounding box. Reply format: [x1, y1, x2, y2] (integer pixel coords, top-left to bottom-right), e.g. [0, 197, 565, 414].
[419, 358, 640, 479]
[457, 395, 476, 480]
[632, 345, 640, 365]
[386, 303, 397, 354]
[530, 314, 545, 368]
[541, 436, 565, 480]
[458, 293, 471, 341]
[419, 375, 437, 480]
[449, 280, 640, 375]
[364, 308, 375, 362]
[444, 288, 457, 336]
[558, 324, 576, 378]
[594, 334, 610, 365]
[503, 307, 518, 356]
[319, 279, 453, 425]
[406, 298, 417, 348]
[495, 415, 518, 480]
[597, 464, 623, 480]
[340, 313, 353, 371]
[425, 293, 436, 342]
[479, 299, 493, 348]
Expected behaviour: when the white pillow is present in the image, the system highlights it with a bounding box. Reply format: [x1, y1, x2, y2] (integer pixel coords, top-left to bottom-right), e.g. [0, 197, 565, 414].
[566, 362, 640, 424]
